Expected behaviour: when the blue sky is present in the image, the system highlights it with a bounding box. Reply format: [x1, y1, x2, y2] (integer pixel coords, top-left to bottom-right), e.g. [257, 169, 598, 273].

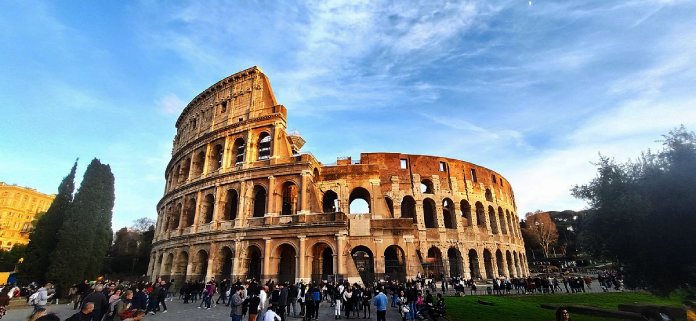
[2, 0, 696, 229]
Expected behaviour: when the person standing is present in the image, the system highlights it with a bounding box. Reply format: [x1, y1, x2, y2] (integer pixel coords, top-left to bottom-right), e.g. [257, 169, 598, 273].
[343, 287, 353, 319]
[362, 288, 372, 319]
[65, 302, 94, 321]
[334, 283, 344, 319]
[83, 285, 108, 321]
[373, 288, 387, 321]
[230, 286, 245, 321]
[396, 290, 408, 321]
[248, 293, 261, 321]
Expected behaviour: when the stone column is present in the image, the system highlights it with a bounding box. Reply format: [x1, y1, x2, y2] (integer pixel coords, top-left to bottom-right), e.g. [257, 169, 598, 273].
[159, 252, 169, 280]
[263, 238, 272, 280]
[369, 179, 381, 217]
[222, 135, 232, 169]
[299, 171, 310, 214]
[502, 252, 510, 278]
[212, 185, 222, 229]
[298, 236, 307, 281]
[477, 249, 486, 280]
[267, 175, 276, 215]
[206, 245, 216, 281]
[202, 143, 212, 175]
[237, 180, 247, 226]
[336, 234, 346, 275]
[461, 247, 471, 280]
[193, 190, 203, 231]
[435, 203, 445, 231]
[178, 201, 186, 229]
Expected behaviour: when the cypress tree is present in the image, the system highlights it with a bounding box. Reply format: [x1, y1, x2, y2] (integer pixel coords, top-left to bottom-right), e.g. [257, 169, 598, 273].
[47, 159, 114, 293]
[20, 160, 77, 282]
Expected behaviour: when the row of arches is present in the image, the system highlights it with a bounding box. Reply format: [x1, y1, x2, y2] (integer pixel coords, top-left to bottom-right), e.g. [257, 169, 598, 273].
[153, 241, 528, 285]
[167, 132, 273, 190]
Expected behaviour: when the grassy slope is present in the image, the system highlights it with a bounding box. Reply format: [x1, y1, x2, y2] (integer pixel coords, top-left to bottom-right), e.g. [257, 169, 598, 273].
[444, 292, 682, 321]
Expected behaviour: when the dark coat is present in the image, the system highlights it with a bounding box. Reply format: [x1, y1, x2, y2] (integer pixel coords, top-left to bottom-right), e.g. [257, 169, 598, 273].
[83, 291, 108, 320]
[65, 311, 94, 321]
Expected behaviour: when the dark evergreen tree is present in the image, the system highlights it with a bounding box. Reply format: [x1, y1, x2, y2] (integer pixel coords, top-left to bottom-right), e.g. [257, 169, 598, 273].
[47, 158, 114, 293]
[20, 161, 77, 281]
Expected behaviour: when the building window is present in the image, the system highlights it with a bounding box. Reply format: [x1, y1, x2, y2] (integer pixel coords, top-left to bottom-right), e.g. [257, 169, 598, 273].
[470, 169, 478, 182]
[258, 133, 271, 160]
[439, 161, 447, 172]
[221, 101, 227, 113]
[400, 159, 408, 169]
[492, 174, 496, 184]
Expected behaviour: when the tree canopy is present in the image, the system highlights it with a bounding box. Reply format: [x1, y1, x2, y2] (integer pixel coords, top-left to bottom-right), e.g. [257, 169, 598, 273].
[572, 126, 696, 295]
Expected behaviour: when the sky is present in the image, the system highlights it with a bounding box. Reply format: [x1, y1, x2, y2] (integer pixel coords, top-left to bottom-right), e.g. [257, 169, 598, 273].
[2, 0, 696, 229]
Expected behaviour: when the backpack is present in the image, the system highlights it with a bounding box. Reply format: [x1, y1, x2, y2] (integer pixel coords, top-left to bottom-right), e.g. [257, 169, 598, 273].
[27, 292, 39, 305]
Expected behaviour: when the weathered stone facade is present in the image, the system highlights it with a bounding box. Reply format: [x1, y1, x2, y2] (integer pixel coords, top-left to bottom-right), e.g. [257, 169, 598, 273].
[149, 66, 529, 285]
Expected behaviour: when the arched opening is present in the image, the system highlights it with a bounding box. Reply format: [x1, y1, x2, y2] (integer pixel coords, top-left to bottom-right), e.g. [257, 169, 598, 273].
[225, 189, 238, 220]
[173, 251, 189, 280]
[172, 165, 181, 187]
[488, 206, 498, 234]
[447, 247, 463, 278]
[210, 144, 224, 171]
[193, 250, 209, 281]
[443, 198, 455, 229]
[349, 187, 371, 214]
[400, 196, 416, 222]
[483, 249, 494, 279]
[185, 198, 196, 227]
[276, 244, 296, 284]
[475, 202, 485, 227]
[506, 251, 514, 277]
[322, 190, 339, 213]
[384, 245, 406, 282]
[311, 243, 334, 283]
[281, 181, 299, 216]
[257, 132, 271, 160]
[460, 200, 472, 227]
[425, 247, 444, 280]
[218, 247, 234, 280]
[170, 203, 181, 230]
[203, 193, 214, 224]
[513, 251, 521, 277]
[193, 150, 205, 177]
[496, 250, 504, 277]
[163, 253, 174, 279]
[423, 198, 437, 228]
[420, 179, 434, 194]
[485, 188, 493, 202]
[384, 197, 394, 217]
[233, 138, 245, 164]
[498, 207, 507, 234]
[313, 168, 320, 178]
[180, 158, 190, 183]
[247, 246, 262, 281]
[507, 210, 516, 236]
[351, 246, 374, 285]
[252, 186, 267, 218]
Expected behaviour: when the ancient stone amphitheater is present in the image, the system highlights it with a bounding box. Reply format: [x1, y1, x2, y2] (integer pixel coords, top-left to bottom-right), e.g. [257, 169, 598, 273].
[149, 66, 529, 285]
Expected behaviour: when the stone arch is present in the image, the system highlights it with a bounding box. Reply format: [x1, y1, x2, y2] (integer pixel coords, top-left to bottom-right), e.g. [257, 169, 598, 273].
[170, 203, 181, 230]
[252, 185, 267, 218]
[384, 196, 394, 217]
[460, 200, 472, 227]
[257, 132, 272, 160]
[420, 179, 434, 194]
[423, 198, 437, 228]
[443, 198, 456, 229]
[180, 158, 190, 183]
[495, 249, 504, 277]
[202, 193, 215, 224]
[173, 250, 189, 278]
[163, 252, 174, 278]
[513, 251, 521, 277]
[425, 247, 445, 280]
[311, 242, 334, 283]
[497, 207, 507, 234]
[275, 243, 297, 283]
[447, 247, 463, 278]
[184, 197, 196, 227]
[225, 189, 239, 220]
[210, 143, 224, 171]
[384, 245, 406, 282]
[281, 181, 299, 215]
[506, 210, 514, 236]
[351, 245, 375, 285]
[193, 150, 205, 176]
[233, 138, 245, 164]
[488, 206, 499, 234]
[485, 188, 493, 202]
[475, 202, 485, 227]
[322, 190, 339, 213]
[349, 187, 371, 214]
[192, 249, 209, 281]
[483, 249, 494, 279]
[400, 196, 416, 221]
[246, 245, 262, 281]
[216, 246, 234, 280]
[506, 250, 514, 277]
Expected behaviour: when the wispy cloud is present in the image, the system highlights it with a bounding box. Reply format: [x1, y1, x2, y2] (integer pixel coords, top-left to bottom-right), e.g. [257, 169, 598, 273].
[157, 94, 185, 115]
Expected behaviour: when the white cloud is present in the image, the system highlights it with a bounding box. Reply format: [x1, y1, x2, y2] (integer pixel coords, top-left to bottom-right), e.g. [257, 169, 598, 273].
[157, 94, 185, 115]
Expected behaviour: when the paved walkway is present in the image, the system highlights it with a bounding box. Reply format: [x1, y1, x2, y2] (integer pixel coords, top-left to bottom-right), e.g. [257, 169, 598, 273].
[3, 298, 405, 321]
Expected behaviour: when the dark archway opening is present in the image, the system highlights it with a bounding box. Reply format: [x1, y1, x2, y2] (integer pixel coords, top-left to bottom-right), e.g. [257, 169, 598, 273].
[448, 247, 462, 278]
[225, 189, 238, 220]
[423, 198, 437, 228]
[322, 190, 339, 213]
[247, 246, 262, 281]
[401, 196, 416, 222]
[281, 181, 299, 216]
[277, 244, 296, 284]
[468, 249, 480, 279]
[351, 246, 374, 285]
[384, 245, 406, 282]
[252, 186, 267, 218]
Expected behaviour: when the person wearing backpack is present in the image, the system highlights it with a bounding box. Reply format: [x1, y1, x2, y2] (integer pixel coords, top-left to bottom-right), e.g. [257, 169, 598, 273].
[32, 282, 54, 312]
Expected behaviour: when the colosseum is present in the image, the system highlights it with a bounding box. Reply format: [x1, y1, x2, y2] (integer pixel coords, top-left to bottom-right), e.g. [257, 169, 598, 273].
[149, 66, 529, 286]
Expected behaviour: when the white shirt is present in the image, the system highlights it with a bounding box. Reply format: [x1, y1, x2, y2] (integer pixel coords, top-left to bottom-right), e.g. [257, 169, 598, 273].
[258, 290, 267, 310]
[263, 309, 281, 321]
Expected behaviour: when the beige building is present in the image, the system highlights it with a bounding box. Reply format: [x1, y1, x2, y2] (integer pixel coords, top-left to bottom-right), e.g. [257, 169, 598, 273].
[149, 66, 529, 285]
[0, 182, 55, 251]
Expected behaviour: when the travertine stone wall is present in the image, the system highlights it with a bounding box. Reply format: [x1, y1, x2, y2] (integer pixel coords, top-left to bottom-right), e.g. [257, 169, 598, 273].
[149, 66, 529, 285]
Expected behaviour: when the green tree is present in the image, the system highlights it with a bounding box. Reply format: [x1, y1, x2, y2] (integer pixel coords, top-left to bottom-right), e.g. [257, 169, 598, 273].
[20, 161, 77, 281]
[47, 158, 114, 293]
[572, 126, 696, 295]
[0, 244, 27, 271]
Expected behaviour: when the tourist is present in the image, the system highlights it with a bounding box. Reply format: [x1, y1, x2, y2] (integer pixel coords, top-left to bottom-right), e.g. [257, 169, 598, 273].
[66, 302, 94, 321]
[304, 285, 315, 321]
[248, 293, 261, 321]
[334, 282, 344, 319]
[343, 287, 353, 319]
[396, 290, 408, 321]
[362, 287, 373, 319]
[311, 283, 321, 320]
[34, 314, 61, 321]
[555, 307, 571, 321]
[83, 284, 108, 320]
[0, 286, 10, 319]
[230, 286, 245, 321]
[263, 306, 282, 321]
[373, 288, 387, 321]
[278, 283, 289, 321]
[32, 282, 54, 312]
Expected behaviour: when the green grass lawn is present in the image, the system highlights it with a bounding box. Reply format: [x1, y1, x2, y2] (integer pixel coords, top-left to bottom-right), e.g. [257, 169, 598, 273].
[444, 292, 682, 321]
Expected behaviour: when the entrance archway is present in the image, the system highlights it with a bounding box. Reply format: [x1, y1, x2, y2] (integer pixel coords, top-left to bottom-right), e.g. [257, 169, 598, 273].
[447, 247, 463, 278]
[384, 245, 406, 282]
[281, 181, 299, 215]
[401, 196, 416, 222]
[322, 190, 338, 213]
[173, 251, 189, 282]
[252, 186, 267, 218]
[351, 246, 374, 285]
[246, 246, 262, 281]
[496, 250, 505, 277]
[443, 199, 455, 229]
[217, 246, 234, 280]
[468, 249, 480, 279]
[483, 249, 494, 279]
[193, 250, 209, 281]
[425, 247, 444, 280]
[311, 243, 334, 283]
[423, 198, 437, 228]
[349, 187, 371, 214]
[162, 253, 174, 280]
[277, 244, 297, 283]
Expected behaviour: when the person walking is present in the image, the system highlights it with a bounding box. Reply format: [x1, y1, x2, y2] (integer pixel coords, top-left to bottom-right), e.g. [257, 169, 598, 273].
[396, 290, 408, 321]
[334, 283, 344, 319]
[373, 289, 387, 321]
